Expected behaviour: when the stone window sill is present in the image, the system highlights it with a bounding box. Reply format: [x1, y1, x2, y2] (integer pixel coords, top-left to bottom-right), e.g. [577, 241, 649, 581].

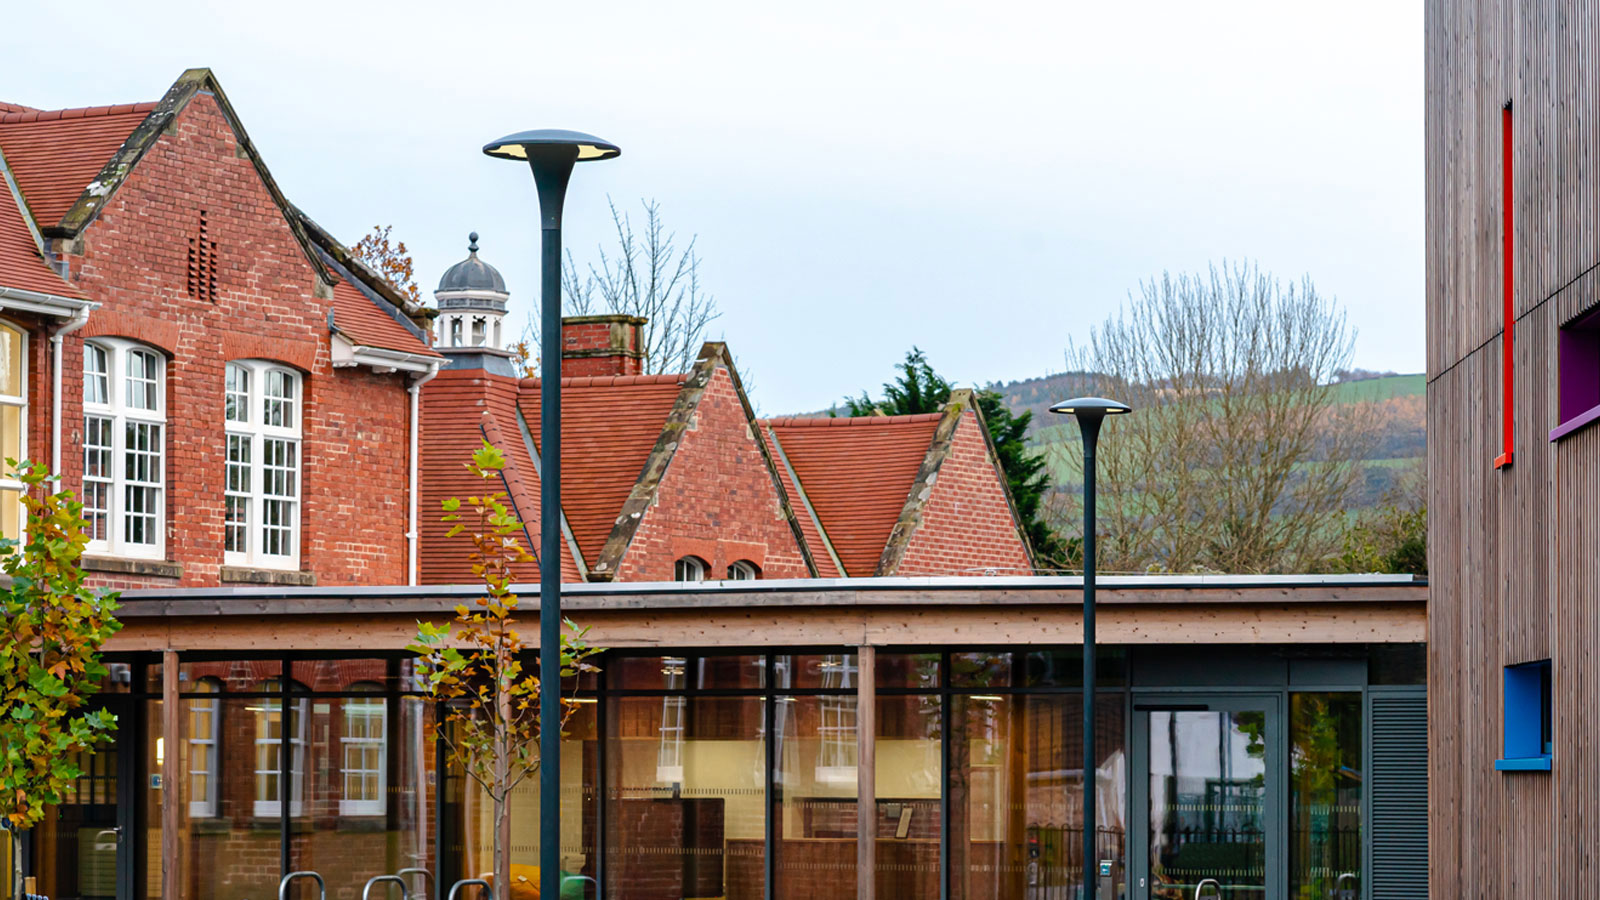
[82, 555, 183, 579]
[220, 566, 316, 586]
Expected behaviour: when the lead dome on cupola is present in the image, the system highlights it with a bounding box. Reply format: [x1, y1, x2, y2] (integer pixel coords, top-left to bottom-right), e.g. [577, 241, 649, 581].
[434, 232, 511, 355]
[436, 232, 507, 293]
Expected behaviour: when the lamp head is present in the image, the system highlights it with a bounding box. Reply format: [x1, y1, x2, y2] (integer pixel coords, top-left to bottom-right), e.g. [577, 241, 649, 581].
[482, 129, 620, 162]
[1049, 396, 1133, 419]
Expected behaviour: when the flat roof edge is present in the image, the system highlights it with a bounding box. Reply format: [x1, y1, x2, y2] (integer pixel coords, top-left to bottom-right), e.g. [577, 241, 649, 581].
[112, 573, 1426, 617]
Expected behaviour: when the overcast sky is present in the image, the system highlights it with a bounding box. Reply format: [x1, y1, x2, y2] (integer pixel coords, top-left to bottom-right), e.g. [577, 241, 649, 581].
[1, 1, 1421, 414]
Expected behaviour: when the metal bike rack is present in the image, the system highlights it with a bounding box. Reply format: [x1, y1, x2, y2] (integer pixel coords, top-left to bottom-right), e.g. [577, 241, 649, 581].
[1335, 872, 1359, 899]
[280, 871, 326, 900]
[446, 878, 490, 900]
[396, 868, 436, 900]
[1194, 878, 1222, 899]
[363, 875, 409, 900]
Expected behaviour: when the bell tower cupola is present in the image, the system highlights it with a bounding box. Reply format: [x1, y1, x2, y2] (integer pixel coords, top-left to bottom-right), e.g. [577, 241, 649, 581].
[434, 232, 514, 372]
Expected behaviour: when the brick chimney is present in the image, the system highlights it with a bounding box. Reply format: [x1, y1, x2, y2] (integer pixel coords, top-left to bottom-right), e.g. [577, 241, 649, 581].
[561, 315, 647, 377]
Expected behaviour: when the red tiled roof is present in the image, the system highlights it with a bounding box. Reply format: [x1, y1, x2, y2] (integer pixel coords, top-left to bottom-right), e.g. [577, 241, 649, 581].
[0, 179, 82, 298]
[0, 102, 37, 115]
[760, 425, 841, 577]
[330, 278, 441, 358]
[520, 374, 686, 563]
[0, 102, 156, 227]
[417, 370, 582, 584]
[762, 414, 941, 576]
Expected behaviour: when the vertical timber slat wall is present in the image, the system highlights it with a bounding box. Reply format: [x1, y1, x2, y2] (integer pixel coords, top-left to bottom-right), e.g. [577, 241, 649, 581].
[1427, 0, 1600, 896]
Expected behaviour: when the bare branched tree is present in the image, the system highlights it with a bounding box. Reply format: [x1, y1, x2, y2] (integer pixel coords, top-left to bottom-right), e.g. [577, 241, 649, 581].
[1051, 261, 1380, 574]
[518, 198, 719, 375]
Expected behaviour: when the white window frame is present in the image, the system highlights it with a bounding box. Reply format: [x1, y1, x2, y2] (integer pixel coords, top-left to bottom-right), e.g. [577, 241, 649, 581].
[727, 559, 758, 581]
[0, 321, 27, 541]
[340, 686, 388, 816]
[674, 556, 706, 582]
[83, 339, 165, 559]
[254, 679, 308, 818]
[224, 361, 302, 569]
[187, 678, 221, 818]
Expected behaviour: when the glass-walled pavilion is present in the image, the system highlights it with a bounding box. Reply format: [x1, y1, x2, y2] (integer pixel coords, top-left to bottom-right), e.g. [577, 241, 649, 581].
[19, 575, 1427, 900]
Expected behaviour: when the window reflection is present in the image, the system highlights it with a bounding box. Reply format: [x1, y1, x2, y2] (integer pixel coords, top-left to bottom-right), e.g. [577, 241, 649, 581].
[1289, 693, 1363, 899]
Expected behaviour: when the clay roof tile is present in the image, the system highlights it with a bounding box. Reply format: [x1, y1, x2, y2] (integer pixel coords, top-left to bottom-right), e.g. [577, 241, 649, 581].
[761, 414, 941, 576]
[0, 102, 156, 227]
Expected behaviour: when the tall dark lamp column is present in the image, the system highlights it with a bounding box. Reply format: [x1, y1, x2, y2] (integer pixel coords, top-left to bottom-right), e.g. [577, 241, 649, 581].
[1048, 396, 1131, 900]
[483, 129, 620, 900]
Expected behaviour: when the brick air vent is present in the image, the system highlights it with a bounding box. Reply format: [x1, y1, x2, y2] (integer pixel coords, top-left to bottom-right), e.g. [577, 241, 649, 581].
[187, 211, 218, 302]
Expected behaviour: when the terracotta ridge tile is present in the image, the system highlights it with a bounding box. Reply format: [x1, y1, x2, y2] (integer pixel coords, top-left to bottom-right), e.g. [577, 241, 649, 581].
[0, 101, 156, 125]
[520, 373, 687, 389]
[763, 412, 945, 428]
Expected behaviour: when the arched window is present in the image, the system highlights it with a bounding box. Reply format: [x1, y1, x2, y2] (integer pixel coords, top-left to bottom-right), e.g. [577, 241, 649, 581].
[0, 322, 27, 540]
[253, 678, 308, 817]
[470, 317, 486, 347]
[674, 556, 707, 582]
[727, 560, 759, 581]
[83, 339, 165, 557]
[449, 317, 463, 347]
[225, 361, 302, 568]
[340, 682, 387, 815]
[186, 677, 221, 817]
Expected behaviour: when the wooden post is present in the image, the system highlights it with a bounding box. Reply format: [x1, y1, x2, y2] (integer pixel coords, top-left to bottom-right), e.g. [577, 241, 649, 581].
[856, 645, 876, 900]
[162, 650, 179, 900]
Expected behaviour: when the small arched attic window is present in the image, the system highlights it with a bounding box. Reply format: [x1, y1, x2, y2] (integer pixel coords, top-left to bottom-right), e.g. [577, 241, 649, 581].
[674, 556, 707, 583]
[727, 560, 759, 581]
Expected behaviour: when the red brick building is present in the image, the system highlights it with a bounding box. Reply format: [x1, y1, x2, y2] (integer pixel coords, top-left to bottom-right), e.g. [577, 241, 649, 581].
[0, 69, 442, 592]
[417, 248, 1036, 583]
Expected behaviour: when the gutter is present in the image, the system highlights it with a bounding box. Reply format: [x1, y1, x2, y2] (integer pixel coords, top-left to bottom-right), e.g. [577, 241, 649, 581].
[0, 288, 96, 476]
[407, 360, 443, 585]
[338, 344, 442, 374]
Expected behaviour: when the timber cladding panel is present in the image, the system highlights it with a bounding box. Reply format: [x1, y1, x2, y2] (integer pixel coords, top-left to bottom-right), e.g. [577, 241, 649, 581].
[1427, 0, 1600, 896]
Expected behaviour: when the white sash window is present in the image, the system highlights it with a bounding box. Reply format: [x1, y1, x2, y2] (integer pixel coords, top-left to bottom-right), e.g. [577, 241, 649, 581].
[83, 339, 165, 558]
[0, 323, 27, 541]
[224, 361, 302, 569]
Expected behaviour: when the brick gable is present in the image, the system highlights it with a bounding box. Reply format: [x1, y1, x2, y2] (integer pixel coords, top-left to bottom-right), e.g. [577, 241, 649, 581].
[612, 363, 811, 581]
[54, 91, 415, 586]
[893, 409, 1034, 576]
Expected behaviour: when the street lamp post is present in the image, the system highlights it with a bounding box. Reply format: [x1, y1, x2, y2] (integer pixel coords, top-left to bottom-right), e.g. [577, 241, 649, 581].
[1048, 396, 1131, 900]
[483, 129, 619, 900]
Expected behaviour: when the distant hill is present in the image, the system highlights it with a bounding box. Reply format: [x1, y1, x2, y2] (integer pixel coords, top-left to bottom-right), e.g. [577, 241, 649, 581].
[793, 369, 1425, 509]
[987, 371, 1425, 507]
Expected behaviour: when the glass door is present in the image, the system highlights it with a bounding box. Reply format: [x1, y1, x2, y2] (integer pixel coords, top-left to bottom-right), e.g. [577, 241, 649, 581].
[29, 698, 132, 900]
[1131, 696, 1281, 900]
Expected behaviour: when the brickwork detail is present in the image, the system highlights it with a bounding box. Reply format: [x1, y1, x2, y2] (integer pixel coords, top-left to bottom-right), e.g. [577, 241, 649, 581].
[895, 411, 1034, 576]
[51, 93, 413, 587]
[560, 316, 645, 378]
[615, 366, 809, 581]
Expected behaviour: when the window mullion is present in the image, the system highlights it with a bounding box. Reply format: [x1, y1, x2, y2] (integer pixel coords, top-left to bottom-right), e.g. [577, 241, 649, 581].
[109, 352, 125, 555]
[252, 430, 265, 565]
